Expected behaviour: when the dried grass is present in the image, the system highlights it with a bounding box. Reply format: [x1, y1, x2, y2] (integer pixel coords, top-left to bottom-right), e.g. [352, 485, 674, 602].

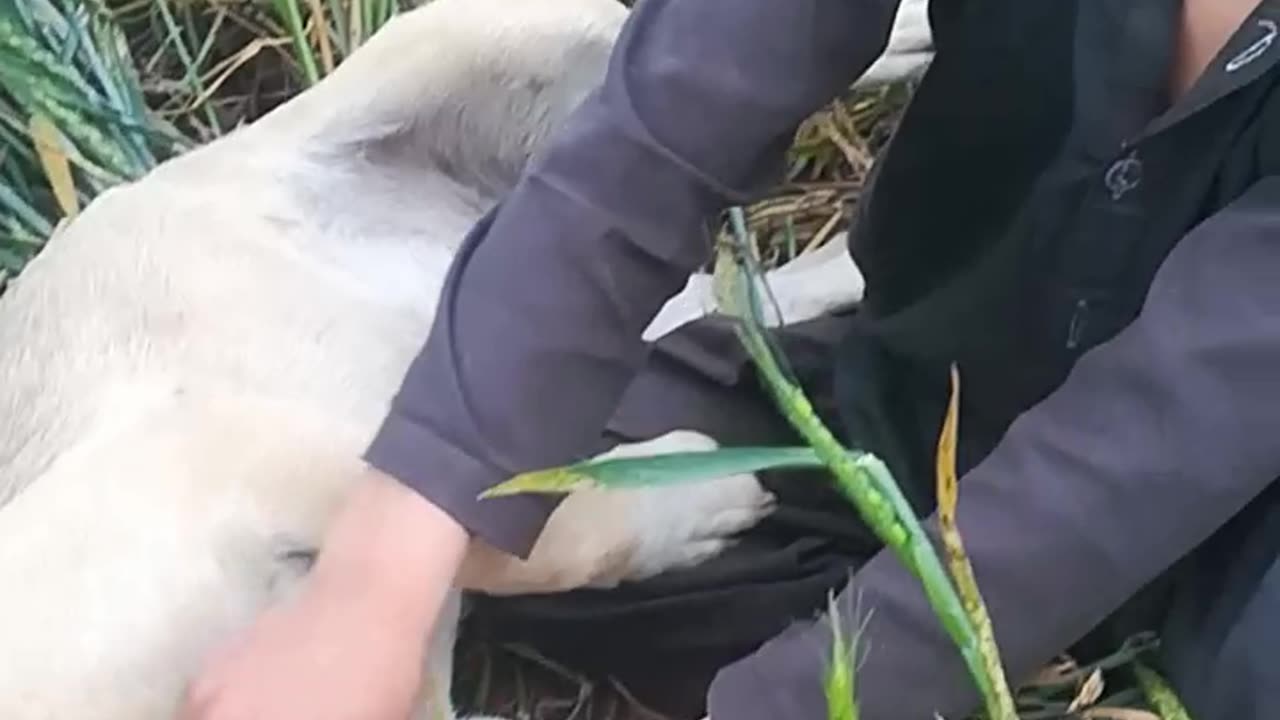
[452, 633, 1166, 720]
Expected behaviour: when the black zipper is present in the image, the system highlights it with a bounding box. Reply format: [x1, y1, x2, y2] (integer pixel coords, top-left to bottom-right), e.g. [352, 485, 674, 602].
[1066, 296, 1090, 350]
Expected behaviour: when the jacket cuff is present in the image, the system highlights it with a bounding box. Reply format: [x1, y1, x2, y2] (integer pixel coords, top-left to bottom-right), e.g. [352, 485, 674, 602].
[363, 409, 560, 560]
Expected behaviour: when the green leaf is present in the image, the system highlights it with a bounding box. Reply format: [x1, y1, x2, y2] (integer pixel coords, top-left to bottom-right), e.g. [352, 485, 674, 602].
[480, 445, 845, 498]
[0, 242, 28, 271]
[271, 0, 322, 86]
[0, 180, 54, 237]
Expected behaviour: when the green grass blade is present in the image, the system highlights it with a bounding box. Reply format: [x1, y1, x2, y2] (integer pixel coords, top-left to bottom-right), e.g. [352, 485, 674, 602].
[80, 10, 157, 169]
[324, 0, 349, 58]
[0, 242, 27, 272]
[377, 0, 398, 29]
[0, 181, 55, 237]
[482, 445, 841, 497]
[361, 0, 374, 44]
[189, 8, 227, 74]
[0, 17, 147, 178]
[824, 595, 859, 720]
[151, 0, 221, 134]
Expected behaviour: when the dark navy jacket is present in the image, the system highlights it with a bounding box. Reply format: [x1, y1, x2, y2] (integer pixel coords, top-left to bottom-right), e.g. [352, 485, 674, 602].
[365, 0, 1280, 717]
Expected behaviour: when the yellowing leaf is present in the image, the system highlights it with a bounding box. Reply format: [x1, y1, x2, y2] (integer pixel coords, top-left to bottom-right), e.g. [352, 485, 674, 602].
[936, 364, 960, 526]
[480, 468, 591, 498]
[933, 364, 1019, 720]
[304, 0, 336, 74]
[29, 115, 78, 219]
[1067, 668, 1105, 712]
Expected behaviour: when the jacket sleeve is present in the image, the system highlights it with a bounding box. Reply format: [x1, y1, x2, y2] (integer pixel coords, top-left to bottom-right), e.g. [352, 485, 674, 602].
[707, 178, 1280, 719]
[363, 0, 903, 558]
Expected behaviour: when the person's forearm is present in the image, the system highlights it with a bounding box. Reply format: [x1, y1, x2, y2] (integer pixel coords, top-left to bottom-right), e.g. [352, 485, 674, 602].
[365, 0, 904, 559]
[308, 466, 468, 632]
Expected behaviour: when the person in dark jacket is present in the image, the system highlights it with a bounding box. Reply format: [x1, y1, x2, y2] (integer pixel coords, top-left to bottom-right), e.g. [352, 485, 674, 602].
[184, 1, 1280, 719]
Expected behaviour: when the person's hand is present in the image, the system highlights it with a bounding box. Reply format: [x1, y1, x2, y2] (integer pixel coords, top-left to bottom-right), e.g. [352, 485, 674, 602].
[180, 466, 469, 720]
[179, 574, 427, 719]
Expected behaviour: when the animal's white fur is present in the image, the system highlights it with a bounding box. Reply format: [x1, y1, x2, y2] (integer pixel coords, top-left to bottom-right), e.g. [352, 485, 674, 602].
[642, 229, 866, 341]
[862, 0, 933, 89]
[0, 0, 932, 717]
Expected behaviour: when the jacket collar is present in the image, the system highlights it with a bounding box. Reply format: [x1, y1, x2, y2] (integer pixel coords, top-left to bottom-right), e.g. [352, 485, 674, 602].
[1149, 0, 1280, 135]
[1072, 0, 1280, 155]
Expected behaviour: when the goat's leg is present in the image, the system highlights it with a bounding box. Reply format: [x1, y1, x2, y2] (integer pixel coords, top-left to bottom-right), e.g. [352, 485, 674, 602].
[457, 430, 776, 596]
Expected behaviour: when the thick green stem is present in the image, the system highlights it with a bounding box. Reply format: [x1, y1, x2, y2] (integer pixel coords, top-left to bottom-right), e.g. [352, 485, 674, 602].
[1134, 662, 1192, 720]
[721, 208, 1000, 714]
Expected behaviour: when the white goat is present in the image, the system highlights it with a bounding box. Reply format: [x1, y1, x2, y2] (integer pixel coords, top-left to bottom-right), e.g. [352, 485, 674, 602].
[0, 0, 931, 717]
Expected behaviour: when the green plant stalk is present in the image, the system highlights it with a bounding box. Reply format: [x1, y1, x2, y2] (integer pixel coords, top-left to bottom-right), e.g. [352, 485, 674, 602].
[324, 0, 350, 58]
[185, 3, 225, 72]
[12, 0, 159, 171]
[152, 0, 221, 134]
[1134, 662, 1192, 720]
[272, 0, 321, 85]
[0, 181, 55, 237]
[940, 536, 1017, 720]
[0, 18, 145, 181]
[364, 0, 395, 42]
[79, 4, 162, 166]
[721, 207, 997, 711]
[733, 307, 993, 706]
[824, 594, 859, 720]
[347, 0, 364, 52]
[0, 0, 194, 279]
[362, 0, 375, 43]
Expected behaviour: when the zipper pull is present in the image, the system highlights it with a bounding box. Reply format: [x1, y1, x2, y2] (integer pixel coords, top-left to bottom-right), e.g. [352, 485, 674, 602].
[1066, 297, 1090, 350]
